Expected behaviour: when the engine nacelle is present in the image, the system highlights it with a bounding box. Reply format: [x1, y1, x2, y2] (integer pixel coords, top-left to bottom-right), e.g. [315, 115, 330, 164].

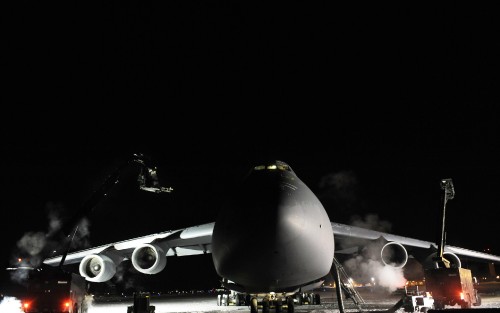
[424, 251, 461, 269]
[79, 254, 117, 282]
[380, 242, 408, 268]
[131, 243, 167, 274]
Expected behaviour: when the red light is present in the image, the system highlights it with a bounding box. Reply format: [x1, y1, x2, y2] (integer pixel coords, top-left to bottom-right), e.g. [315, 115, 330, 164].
[62, 299, 72, 310]
[460, 292, 464, 300]
[23, 302, 30, 309]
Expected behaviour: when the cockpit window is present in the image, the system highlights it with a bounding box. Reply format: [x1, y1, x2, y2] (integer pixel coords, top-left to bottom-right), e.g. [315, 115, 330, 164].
[254, 161, 292, 172]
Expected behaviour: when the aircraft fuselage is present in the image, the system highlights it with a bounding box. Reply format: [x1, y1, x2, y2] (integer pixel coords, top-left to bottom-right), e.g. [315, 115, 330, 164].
[211, 161, 335, 293]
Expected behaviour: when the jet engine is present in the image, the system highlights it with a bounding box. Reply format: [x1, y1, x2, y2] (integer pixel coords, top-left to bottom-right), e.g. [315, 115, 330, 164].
[131, 243, 167, 274]
[79, 254, 117, 282]
[380, 242, 408, 268]
[360, 240, 409, 268]
[424, 251, 461, 269]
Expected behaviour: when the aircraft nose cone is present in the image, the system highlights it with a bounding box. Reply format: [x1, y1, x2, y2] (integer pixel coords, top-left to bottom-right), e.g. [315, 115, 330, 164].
[211, 169, 334, 291]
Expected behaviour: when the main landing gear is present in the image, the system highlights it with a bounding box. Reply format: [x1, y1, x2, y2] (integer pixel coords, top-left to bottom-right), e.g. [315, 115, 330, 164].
[215, 287, 321, 312]
[248, 294, 295, 313]
[243, 292, 321, 313]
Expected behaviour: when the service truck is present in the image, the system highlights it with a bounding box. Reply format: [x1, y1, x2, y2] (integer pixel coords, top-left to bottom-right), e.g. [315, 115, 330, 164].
[21, 266, 89, 313]
[424, 267, 481, 309]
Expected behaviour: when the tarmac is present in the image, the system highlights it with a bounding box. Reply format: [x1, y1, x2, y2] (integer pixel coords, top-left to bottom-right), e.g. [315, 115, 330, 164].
[2, 286, 500, 312]
[82, 287, 500, 313]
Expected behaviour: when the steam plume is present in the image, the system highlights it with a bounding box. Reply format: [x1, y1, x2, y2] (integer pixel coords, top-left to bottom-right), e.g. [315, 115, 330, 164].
[319, 170, 407, 292]
[340, 214, 407, 292]
[9, 202, 92, 284]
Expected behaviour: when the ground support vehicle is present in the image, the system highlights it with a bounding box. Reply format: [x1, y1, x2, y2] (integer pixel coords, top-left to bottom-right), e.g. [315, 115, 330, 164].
[21, 267, 88, 313]
[424, 267, 481, 309]
[216, 288, 322, 313]
[401, 289, 434, 312]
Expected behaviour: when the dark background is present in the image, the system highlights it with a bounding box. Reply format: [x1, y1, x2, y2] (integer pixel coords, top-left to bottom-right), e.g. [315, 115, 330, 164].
[2, 2, 499, 294]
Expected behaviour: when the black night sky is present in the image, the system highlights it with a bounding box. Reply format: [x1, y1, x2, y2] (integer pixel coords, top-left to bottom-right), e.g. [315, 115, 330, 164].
[2, 2, 500, 294]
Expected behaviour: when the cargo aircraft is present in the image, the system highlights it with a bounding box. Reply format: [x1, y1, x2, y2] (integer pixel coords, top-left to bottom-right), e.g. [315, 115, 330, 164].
[43, 160, 500, 312]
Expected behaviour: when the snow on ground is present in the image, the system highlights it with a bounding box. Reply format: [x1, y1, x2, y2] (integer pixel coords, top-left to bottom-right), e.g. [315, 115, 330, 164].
[2, 292, 500, 313]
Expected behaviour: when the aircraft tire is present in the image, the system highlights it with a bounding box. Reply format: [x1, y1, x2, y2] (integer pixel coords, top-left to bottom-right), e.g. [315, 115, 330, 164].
[237, 293, 246, 305]
[250, 297, 258, 313]
[314, 293, 321, 304]
[262, 298, 270, 313]
[287, 296, 295, 313]
[307, 294, 312, 304]
[276, 299, 283, 313]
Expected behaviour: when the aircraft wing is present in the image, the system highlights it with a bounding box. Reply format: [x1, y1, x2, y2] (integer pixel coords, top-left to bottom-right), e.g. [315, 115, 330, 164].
[331, 222, 500, 264]
[43, 220, 500, 283]
[43, 222, 215, 267]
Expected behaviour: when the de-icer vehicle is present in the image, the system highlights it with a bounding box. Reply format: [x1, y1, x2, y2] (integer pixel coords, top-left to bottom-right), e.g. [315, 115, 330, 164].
[424, 267, 481, 309]
[20, 154, 164, 313]
[21, 266, 89, 313]
[422, 179, 481, 310]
